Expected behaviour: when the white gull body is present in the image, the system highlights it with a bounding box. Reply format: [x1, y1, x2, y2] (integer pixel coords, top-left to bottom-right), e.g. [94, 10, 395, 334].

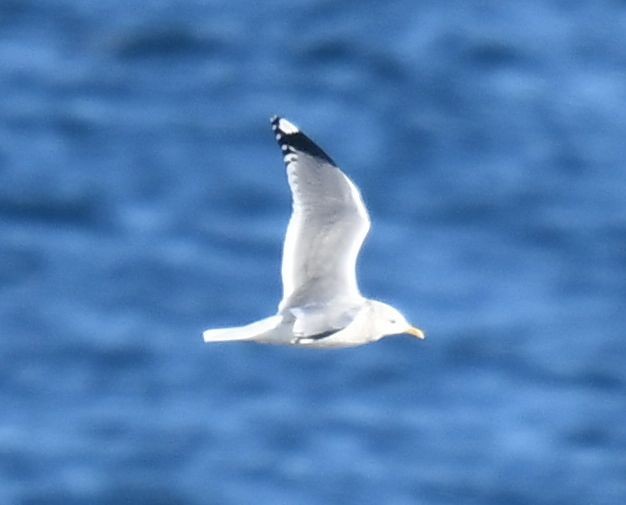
[202, 117, 425, 348]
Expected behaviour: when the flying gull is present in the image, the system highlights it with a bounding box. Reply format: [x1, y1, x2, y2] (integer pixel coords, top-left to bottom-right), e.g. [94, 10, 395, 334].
[203, 117, 425, 348]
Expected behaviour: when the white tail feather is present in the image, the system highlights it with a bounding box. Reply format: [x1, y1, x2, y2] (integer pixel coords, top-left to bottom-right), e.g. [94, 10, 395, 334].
[203, 315, 281, 343]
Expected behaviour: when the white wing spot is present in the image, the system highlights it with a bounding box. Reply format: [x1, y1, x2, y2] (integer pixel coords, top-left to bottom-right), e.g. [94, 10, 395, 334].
[278, 118, 299, 134]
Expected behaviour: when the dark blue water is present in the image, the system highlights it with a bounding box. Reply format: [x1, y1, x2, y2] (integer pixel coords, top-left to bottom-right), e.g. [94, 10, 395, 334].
[1, 1, 625, 504]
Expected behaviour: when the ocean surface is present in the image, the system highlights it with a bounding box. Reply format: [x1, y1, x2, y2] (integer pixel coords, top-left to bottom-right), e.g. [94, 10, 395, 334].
[1, 1, 625, 504]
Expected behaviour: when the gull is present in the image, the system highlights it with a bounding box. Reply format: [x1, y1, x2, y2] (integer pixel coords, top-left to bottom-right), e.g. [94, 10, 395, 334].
[202, 117, 425, 348]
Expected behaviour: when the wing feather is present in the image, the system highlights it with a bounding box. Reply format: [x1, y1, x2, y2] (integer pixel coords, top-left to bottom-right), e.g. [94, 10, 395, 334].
[270, 117, 371, 310]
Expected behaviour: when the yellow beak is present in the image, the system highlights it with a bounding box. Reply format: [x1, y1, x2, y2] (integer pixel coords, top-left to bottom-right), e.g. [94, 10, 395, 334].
[405, 326, 426, 340]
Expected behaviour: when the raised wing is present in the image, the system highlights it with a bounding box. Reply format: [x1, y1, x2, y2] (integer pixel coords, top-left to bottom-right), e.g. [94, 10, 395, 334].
[271, 116, 371, 310]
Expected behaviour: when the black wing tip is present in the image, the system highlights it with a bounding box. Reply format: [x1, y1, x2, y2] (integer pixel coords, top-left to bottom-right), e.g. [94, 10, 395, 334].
[269, 116, 336, 166]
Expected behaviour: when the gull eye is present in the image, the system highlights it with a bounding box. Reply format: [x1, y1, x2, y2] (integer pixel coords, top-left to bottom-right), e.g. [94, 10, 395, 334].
[389, 319, 397, 324]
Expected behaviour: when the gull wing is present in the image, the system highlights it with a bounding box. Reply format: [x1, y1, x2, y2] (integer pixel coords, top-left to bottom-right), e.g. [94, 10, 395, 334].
[271, 117, 371, 310]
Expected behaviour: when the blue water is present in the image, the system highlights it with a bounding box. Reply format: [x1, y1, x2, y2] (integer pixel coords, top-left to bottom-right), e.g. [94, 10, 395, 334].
[1, 1, 625, 504]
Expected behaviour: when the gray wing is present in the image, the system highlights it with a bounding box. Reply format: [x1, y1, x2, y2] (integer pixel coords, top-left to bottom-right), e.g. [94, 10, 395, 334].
[271, 117, 371, 311]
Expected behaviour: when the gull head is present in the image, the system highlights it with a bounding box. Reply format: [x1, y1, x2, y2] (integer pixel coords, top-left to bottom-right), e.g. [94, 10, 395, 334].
[370, 300, 425, 341]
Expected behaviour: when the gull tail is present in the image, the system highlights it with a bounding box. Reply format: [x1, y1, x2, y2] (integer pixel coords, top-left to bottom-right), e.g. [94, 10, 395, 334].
[202, 315, 281, 344]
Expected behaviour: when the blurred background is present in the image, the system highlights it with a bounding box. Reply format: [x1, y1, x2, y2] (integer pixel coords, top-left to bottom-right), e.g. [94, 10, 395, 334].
[1, 1, 625, 504]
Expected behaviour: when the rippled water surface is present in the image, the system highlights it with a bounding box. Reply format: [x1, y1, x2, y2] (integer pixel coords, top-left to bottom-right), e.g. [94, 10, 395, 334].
[1, 1, 625, 504]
